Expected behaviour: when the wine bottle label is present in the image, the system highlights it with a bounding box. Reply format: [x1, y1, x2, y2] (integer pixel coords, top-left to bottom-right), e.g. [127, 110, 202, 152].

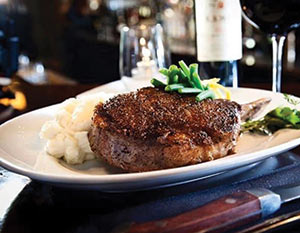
[195, 0, 242, 61]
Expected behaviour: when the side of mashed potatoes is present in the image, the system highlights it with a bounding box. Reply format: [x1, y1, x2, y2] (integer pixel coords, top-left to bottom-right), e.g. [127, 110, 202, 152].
[40, 92, 113, 164]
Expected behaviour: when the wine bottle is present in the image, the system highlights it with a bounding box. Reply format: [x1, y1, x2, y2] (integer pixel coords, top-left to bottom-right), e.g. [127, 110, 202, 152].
[194, 0, 242, 87]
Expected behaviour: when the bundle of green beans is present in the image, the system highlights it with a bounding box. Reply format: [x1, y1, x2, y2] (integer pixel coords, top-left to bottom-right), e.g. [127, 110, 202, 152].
[151, 60, 215, 102]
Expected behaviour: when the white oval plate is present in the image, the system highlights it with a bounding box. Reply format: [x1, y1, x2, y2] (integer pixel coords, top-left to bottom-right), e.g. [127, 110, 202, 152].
[1, 84, 300, 192]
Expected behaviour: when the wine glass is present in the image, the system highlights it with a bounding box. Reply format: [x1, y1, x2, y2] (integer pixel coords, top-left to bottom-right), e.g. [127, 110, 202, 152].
[119, 23, 170, 80]
[240, 0, 300, 92]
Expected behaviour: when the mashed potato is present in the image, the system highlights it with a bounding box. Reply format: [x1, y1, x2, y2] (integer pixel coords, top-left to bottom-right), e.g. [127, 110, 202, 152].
[40, 92, 113, 164]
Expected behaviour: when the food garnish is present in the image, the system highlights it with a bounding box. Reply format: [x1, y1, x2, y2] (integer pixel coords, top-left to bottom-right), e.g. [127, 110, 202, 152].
[242, 107, 300, 135]
[283, 93, 300, 106]
[151, 60, 231, 101]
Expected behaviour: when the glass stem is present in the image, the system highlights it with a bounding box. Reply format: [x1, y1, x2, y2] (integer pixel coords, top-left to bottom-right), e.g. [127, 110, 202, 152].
[271, 35, 286, 92]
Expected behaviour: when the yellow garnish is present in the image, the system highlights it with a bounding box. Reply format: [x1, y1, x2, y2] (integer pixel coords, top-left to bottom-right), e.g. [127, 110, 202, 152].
[202, 78, 231, 100]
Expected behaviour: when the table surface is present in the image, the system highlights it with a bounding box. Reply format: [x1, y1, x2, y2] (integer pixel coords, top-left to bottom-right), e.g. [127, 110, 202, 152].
[1, 75, 300, 233]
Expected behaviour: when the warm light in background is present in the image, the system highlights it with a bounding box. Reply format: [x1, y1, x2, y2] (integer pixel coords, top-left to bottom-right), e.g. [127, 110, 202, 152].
[89, 0, 100, 11]
[245, 55, 256, 66]
[139, 37, 146, 46]
[0, 0, 8, 4]
[0, 91, 27, 110]
[139, 6, 151, 18]
[245, 38, 256, 49]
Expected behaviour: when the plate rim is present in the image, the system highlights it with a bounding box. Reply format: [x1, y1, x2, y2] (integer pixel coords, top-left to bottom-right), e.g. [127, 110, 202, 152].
[1, 133, 300, 184]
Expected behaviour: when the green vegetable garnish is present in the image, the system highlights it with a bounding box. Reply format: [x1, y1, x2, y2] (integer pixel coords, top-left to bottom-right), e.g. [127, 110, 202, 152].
[168, 65, 179, 84]
[165, 83, 186, 91]
[151, 60, 213, 102]
[178, 88, 202, 94]
[192, 72, 205, 90]
[151, 78, 166, 87]
[189, 64, 198, 88]
[159, 68, 169, 77]
[283, 93, 300, 106]
[269, 107, 300, 126]
[242, 106, 300, 135]
[196, 90, 215, 101]
[178, 60, 190, 78]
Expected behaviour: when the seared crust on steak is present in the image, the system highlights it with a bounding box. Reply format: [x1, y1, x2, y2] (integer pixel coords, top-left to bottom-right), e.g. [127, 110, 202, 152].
[89, 87, 242, 172]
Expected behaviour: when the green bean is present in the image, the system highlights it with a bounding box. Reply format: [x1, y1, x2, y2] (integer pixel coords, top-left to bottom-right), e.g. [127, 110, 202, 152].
[165, 83, 186, 91]
[189, 63, 198, 76]
[151, 78, 166, 87]
[168, 66, 180, 84]
[178, 69, 188, 83]
[189, 64, 199, 88]
[179, 69, 187, 78]
[153, 61, 218, 102]
[178, 60, 190, 78]
[169, 64, 179, 71]
[192, 72, 204, 90]
[196, 90, 215, 101]
[178, 88, 202, 94]
[172, 75, 179, 84]
[159, 68, 169, 77]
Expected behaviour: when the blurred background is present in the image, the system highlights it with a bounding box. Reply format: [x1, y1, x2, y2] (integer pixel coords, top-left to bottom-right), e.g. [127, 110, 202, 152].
[0, 0, 300, 85]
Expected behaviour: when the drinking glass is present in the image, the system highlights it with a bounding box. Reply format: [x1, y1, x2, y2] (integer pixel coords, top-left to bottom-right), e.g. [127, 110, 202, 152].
[119, 24, 170, 80]
[240, 0, 300, 92]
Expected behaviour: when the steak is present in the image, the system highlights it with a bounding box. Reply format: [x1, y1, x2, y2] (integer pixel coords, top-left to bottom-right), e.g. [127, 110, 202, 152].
[88, 87, 247, 172]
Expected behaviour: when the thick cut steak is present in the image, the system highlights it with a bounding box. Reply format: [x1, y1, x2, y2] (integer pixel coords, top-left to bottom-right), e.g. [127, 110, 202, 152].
[88, 87, 268, 172]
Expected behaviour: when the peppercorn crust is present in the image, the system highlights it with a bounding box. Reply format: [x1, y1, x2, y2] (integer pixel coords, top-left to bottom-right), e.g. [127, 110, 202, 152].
[89, 87, 242, 172]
